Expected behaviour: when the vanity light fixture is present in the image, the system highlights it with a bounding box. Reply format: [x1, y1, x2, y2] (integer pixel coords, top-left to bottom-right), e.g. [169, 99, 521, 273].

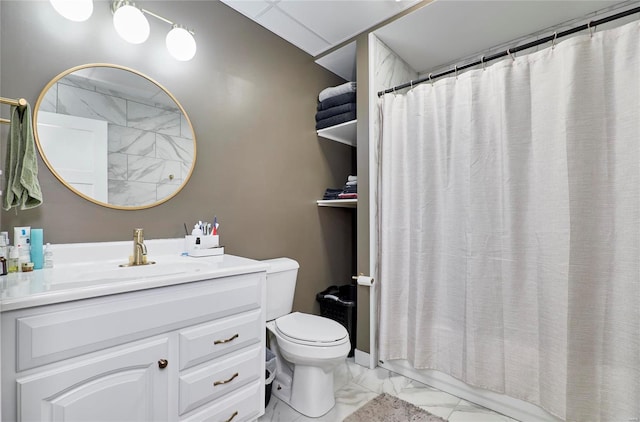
[112, 0, 150, 44]
[166, 25, 197, 61]
[50, 0, 94, 22]
[111, 0, 197, 61]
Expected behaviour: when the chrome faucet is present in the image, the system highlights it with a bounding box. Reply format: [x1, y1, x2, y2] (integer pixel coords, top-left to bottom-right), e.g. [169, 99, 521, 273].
[132, 228, 148, 266]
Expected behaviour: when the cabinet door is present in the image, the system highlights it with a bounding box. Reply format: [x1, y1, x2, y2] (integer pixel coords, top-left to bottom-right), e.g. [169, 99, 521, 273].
[17, 336, 170, 422]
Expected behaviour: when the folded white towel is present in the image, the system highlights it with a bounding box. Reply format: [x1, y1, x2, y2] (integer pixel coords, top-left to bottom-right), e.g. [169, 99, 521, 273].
[346, 181, 357, 186]
[319, 82, 357, 102]
[347, 175, 357, 182]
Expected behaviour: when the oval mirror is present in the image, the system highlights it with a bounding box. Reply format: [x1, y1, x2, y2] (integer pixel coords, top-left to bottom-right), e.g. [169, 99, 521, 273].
[34, 63, 196, 209]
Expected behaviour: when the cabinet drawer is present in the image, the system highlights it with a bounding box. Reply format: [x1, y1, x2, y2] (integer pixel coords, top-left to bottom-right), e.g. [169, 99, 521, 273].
[179, 344, 262, 415]
[181, 380, 261, 422]
[179, 309, 262, 370]
[16, 273, 263, 371]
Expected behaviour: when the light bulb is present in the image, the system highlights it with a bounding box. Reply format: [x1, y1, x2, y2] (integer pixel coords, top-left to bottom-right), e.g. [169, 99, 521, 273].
[50, 0, 93, 22]
[113, 2, 149, 44]
[166, 26, 197, 61]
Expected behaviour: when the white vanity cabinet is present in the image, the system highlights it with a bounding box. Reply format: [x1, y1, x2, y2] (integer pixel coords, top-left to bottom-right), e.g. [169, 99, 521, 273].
[1, 266, 267, 422]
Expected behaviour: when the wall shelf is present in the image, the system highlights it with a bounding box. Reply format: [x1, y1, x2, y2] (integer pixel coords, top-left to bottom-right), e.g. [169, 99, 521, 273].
[317, 199, 357, 208]
[317, 120, 357, 147]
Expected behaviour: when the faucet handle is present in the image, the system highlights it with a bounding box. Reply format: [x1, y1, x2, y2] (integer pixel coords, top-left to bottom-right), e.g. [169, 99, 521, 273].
[133, 228, 144, 241]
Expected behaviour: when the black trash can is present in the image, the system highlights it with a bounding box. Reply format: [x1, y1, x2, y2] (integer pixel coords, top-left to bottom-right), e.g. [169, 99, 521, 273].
[265, 348, 276, 406]
[316, 284, 357, 357]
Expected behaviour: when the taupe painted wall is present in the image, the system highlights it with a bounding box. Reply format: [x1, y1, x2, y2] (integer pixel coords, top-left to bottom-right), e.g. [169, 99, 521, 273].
[355, 34, 370, 353]
[0, 0, 354, 315]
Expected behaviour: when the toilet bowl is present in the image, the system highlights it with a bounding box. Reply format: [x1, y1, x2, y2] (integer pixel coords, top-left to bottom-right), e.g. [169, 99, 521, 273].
[263, 258, 351, 417]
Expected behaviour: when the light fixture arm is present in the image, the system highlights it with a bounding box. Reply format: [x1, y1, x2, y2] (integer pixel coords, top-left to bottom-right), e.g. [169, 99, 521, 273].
[111, 0, 194, 35]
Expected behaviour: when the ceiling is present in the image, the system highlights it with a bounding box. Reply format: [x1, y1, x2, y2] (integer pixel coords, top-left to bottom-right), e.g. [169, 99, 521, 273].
[220, 0, 638, 80]
[219, 0, 422, 57]
[375, 0, 635, 74]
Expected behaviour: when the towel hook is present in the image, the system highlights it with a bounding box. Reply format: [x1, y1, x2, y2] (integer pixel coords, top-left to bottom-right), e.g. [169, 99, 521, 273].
[507, 48, 516, 61]
[551, 31, 558, 50]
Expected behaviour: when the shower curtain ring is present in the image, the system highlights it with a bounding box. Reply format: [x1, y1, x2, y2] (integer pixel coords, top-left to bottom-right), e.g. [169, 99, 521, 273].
[481, 55, 486, 71]
[454, 65, 458, 79]
[410, 80, 413, 89]
[428, 73, 433, 86]
[587, 21, 595, 38]
[551, 31, 558, 50]
[507, 48, 516, 61]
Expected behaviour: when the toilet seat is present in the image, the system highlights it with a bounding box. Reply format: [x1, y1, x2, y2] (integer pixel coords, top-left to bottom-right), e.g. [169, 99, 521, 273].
[275, 312, 348, 347]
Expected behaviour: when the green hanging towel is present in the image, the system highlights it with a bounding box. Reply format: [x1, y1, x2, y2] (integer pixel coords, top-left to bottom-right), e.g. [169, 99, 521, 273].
[3, 103, 43, 211]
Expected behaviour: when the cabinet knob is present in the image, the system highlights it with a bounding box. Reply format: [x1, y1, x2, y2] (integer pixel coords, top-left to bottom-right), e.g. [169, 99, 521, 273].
[224, 411, 239, 422]
[158, 359, 168, 369]
[213, 372, 239, 386]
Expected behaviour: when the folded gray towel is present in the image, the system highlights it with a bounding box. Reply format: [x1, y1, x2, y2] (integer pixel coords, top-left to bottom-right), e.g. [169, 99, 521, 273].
[317, 92, 356, 111]
[315, 102, 356, 122]
[318, 82, 356, 102]
[315, 110, 356, 130]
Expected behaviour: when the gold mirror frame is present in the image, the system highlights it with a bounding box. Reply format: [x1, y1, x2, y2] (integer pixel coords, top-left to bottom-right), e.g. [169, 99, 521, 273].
[34, 63, 196, 210]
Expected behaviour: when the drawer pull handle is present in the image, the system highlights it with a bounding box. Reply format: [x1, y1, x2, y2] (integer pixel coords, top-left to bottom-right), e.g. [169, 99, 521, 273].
[214, 372, 239, 386]
[158, 359, 168, 369]
[214, 333, 239, 345]
[225, 411, 239, 422]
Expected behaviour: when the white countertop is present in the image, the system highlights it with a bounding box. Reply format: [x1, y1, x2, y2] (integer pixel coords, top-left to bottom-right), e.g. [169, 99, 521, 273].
[0, 238, 268, 312]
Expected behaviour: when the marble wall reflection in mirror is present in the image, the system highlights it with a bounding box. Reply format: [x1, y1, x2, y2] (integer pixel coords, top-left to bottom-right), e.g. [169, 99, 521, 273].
[34, 64, 196, 209]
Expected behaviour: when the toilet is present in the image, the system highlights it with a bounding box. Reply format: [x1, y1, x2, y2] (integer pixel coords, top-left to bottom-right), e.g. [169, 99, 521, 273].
[263, 258, 350, 417]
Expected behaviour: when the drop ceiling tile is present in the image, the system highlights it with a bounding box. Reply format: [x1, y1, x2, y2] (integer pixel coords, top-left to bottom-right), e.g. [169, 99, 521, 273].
[219, 0, 272, 19]
[277, 0, 419, 45]
[256, 7, 331, 56]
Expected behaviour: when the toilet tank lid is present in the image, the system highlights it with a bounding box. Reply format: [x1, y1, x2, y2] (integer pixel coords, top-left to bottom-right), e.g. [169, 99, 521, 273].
[263, 257, 299, 274]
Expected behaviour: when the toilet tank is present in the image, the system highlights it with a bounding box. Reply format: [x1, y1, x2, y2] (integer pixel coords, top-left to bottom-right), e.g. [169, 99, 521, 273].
[263, 258, 299, 321]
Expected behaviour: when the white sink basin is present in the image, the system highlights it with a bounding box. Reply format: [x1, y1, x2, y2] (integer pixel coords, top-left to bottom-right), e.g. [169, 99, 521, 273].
[49, 256, 219, 285]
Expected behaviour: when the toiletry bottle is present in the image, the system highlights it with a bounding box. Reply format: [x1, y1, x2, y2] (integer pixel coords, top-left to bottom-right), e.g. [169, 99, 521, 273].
[44, 243, 54, 269]
[14, 226, 31, 253]
[0, 256, 7, 276]
[18, 249, 29, 272]
[0, 231, 9, 246]
[7, 247, 19, 273]
[31, 228, 44, 270]
[0, 236, 7, 260]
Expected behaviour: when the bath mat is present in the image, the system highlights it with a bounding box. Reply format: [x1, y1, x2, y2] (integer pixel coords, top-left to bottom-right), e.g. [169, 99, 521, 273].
[343, 393, 448, 422]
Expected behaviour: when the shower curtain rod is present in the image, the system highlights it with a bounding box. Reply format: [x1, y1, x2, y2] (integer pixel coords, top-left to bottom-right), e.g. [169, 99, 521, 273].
[378, 5, 640, 97]
[0, 96, 28, 125]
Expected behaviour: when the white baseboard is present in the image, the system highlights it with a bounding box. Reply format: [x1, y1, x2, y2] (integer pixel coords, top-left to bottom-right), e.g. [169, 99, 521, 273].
[354, 349, 374, 369]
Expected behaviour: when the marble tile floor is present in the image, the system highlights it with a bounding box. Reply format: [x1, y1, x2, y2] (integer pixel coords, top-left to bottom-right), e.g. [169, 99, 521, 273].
[259, 358, 519, 422]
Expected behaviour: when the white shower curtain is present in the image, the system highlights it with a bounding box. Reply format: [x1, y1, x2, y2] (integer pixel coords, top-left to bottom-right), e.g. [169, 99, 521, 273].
[378, 21, 639, 421]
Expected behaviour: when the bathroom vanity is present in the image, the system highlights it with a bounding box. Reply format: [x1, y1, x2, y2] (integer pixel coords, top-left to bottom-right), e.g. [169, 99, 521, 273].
[0, 238, 267, 422]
